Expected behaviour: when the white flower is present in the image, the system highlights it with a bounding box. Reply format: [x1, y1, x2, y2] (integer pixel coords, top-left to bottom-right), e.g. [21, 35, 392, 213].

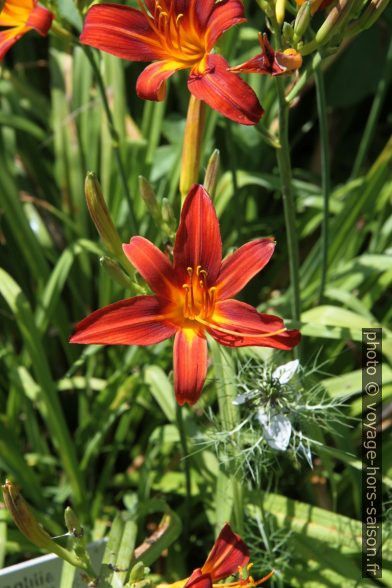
[272, 359, 299, 384]
[257, 408, 292, 451]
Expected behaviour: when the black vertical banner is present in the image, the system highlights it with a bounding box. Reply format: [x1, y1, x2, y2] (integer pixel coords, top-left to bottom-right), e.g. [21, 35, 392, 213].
[362, 328, 382, 578]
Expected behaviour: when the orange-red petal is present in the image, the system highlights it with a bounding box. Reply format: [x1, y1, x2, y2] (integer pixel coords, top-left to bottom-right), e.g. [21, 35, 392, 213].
[173, 184, 222, 285]
[188, 54, 263, 126]
[70, 295, 176, 345]
[217, 238, 275, 300]
[208, 300, 301, 349]
[26, 4, 53, 36]
[0, 26, 27, 60]
[202, 523, 250, 580]
[173, 329, 207, 405]
[79, 4, 162, 62]
[205, 0, 245, 51]
[123, 236, 176, 300]
[136, 59, 183, 101]
[184, 569, 212, 588]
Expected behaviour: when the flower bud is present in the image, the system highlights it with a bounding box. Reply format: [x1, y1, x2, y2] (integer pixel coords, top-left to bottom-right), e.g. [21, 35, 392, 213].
[64, 506, 84, 539]
[100, 256, 134, 289]
[139, 176, 161, 225]
[85, 172, 124, 259]
[2, 480, 56, 550]
[294, 1, 312, 42]
[275, 0, 286, 24]
[161, 198, 176, 238]
[203, 149, 220, 197]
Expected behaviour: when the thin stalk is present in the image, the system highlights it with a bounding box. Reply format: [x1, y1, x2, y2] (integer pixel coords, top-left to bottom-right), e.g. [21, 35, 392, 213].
[275, 76, 301, 322]
[179, 95, 206, 204]
[83, 47, 137, 234]
[209, 339, 244, 534]
[315, 66, 331, 304]
[351, 34, 392, 178]
[176, 404, 191, 538]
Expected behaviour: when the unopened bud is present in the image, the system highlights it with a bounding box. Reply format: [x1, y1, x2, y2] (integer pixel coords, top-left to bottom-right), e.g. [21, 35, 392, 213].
[350, 0, 390, 35]
[85, 172, 123, 259]
[129, 562, 150, 583]
[203, 149, 220, 197]
[294, 1, 312, 42]
[2, 480, 55, 550]
[256, 0, 274, 18]
[139, 176, 160, 223]
[64, 507, 84, 539]
[276, 0, 286, 24]
[100, 257, 134, 289]
[161, 198, 176, 237]
[282, 22, 294, 45]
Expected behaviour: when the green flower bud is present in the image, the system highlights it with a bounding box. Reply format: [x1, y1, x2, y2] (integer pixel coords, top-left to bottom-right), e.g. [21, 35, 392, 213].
[203, 149, 220, 198]
[85, 172, 124, 259]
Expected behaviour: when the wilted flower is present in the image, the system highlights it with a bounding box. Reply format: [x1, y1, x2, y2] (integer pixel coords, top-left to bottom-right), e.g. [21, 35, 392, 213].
[79, 0, 263, 125]
[0, 0, 53, 60]
[231, 33, 302, 76]
[70, 184, 300, 406]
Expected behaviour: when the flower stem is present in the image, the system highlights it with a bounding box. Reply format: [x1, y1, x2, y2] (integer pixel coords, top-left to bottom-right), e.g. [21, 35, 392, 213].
[210, 340, 244, 534]
[351, 34, 392, 178]
[83, 47, 137, 234]
[180, 95, 206, 204]
[176, 403, 191, 538]
[274, 76, 301, 322]
[315, 66, 331, 304]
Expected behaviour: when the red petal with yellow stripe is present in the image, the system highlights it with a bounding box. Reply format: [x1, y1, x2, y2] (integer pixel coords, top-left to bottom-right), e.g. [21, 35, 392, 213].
[201, 523, 249, 580]
[208, 300, 301, 349]
[173, 329, 207, 405]
[174, 184, 222, 285]
[69, 296, 176, 345]
[79, 4, 162, 62]
[217, 238, 275, 300]
[188, 54, 263, 125]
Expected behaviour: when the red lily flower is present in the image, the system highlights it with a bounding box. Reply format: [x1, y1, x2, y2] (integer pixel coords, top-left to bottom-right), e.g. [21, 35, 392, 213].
[79, 1, 263, 125]
[162, 523, 273, 588]
[296, 0, 335, 14]
[0, 0, 53, 60]
[231, 34, 302, 76]
[70, 185, 300, 405]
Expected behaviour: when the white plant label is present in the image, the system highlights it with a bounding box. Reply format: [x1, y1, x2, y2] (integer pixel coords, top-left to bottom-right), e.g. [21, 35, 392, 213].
[0, 540, 105, 588]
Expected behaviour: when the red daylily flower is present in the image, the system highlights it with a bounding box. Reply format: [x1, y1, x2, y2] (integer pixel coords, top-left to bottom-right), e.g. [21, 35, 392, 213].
[296, 0, 335, 14]
[79, 0, 263, 125]
[163, 523, 273, 588]
[231, 33, 302, 76]
[0, 0, 53, 60]
[70, 184, 300, 406]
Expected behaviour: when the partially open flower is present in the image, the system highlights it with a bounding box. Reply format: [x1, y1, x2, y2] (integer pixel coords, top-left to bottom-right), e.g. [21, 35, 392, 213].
[160, 523, 273, 587]
[231, 34, 302, 76]
[79, 0, 263, 125]
[0, 0, 53, 60]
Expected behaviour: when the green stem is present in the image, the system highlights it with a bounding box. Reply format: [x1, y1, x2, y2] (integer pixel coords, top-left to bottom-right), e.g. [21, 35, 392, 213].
[209, 340, 244, 534]
[275, 76, 301, 322]
[315, 66, 331, 304]
[83, 47, 137, 234]
[176, 404, 191, 538]
[351, 34, 392, 178]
